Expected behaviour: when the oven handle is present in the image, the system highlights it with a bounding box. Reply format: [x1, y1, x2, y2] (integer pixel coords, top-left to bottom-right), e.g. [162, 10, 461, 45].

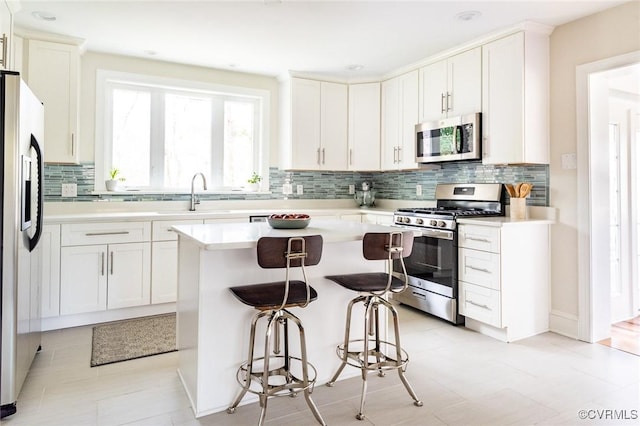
[392, 225, 454, 240]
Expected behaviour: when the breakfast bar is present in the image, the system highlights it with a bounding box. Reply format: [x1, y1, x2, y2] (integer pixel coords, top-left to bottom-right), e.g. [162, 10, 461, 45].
[172, 219, 395, 418]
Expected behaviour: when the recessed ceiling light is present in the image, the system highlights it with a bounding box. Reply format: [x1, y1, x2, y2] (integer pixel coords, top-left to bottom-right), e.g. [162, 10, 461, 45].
[347, 64, 364, 71]
[144, 50, 157, 56]
[455, 11, 481, 22]
[32, 11, 57, 22]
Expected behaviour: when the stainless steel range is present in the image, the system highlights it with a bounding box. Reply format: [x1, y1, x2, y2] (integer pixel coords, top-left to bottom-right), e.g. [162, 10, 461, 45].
[391, 183, 504, 324]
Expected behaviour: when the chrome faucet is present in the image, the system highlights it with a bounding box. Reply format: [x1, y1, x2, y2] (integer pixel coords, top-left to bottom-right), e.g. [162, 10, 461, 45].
[190, 173, 208, 211]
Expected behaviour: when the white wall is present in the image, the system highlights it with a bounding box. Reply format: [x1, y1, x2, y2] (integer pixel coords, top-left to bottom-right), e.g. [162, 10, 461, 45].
[79, 52, 280, 165]
[549, 1, 640, 336]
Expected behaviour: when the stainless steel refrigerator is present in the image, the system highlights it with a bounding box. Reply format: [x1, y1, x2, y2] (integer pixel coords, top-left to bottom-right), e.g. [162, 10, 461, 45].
[0, 71, 45, 418]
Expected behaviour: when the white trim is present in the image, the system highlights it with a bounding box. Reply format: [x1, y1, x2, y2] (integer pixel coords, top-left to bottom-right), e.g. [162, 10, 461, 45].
[576, 50, 640, 343]
[549, 309, 579, 339]
[94, 69, 270, 192]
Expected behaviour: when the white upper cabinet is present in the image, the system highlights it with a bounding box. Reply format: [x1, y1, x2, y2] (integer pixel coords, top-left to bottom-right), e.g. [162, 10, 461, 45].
[482, 31, 550, 165]
[381, 70, 419, 170]
[0, 0, 12, 70]
[26, 39, 81, 164]
[280, 77, 347, 170]
[419, 47, 481, 123]
[321, 81, 349, 170]
[348, 82, 381, 171]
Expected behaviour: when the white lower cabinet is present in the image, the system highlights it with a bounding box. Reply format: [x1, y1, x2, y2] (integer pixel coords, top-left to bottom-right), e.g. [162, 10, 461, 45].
[60, 242, 151, 314]
[60, 245, 107, 315]
[59, 221, 152, 315]
[458, 221, 550, 342]
[151, 241, 179, 304]
[151, 219, 204, 304]
[41, 224, 61, 318]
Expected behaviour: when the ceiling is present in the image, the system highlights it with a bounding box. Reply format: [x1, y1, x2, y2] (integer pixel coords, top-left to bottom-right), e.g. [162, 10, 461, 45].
[13, 0, 628, 80]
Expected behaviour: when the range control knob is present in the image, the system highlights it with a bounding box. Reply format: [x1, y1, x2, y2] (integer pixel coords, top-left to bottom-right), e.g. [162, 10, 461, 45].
[438, 221, 446, 228]
[430, 220, 438, 226]
[403, 217, 411, 223]
[416, 218, 424, 225]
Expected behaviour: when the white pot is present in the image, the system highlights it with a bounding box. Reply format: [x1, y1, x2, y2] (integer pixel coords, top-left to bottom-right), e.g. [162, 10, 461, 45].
[105, 179, 120, 191]
[246, 183, 260, 192]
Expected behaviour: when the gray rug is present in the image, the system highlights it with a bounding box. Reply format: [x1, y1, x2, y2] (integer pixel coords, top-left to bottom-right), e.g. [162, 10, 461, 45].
[90, 313, 177, 367]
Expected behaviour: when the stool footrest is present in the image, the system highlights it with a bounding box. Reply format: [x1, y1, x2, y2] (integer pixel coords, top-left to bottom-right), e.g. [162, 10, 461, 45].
[235, 355, 318, 397]
[336, 339, 409, 371]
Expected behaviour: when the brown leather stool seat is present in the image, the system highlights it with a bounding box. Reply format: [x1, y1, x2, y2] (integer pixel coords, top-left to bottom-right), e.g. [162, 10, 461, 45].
[227, 235, 326, 426]
[325, 231, 423, 421]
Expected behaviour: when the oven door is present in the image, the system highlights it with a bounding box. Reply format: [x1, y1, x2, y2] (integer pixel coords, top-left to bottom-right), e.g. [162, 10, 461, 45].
[393, 227, 457, 298]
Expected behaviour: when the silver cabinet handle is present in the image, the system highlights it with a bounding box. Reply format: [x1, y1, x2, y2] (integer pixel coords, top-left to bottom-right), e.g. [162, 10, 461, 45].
[397, 146, 402, 163]
[446, 92, 452, 112]
[466, 236, 491, 243]
[0, 34, 7, 68]
[71, 133, 75, 156]
[85, 231, 130, 236]
[110, 251, 114, 275]
[441, 93, 446, 113]
[322, 148, 325, 164]
[467, 265, 492, 274]
[393, 147, 398, 163]
[317, 148, 321, 165]
[101, 252, 105, 276]
[466, 299, 492, 310]
[349, 148, 353, 165]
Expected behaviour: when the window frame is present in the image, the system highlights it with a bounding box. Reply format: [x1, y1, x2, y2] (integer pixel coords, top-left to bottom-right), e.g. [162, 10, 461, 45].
[95, 69, 270, 193]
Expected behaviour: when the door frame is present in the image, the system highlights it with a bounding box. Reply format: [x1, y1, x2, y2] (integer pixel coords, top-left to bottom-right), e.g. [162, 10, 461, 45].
[577, 50, 640, 343]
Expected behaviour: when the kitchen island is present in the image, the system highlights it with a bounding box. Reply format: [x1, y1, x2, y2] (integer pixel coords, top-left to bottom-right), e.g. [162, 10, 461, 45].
[172, 219, 396, 418]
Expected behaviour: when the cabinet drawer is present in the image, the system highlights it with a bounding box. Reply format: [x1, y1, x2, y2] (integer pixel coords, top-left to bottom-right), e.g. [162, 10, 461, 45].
[459, 247, 501, 290]
[61, 222, 151, 246]
[459, 281, 501, 328]
[458, 224, 500, 253]
[152, 219, 203, 241]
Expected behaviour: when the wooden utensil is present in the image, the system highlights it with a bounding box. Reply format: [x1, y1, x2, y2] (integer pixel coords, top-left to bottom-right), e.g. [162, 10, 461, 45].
[515, 183, 523, 198]
[520, 183, 533, 198]
[505, 184, 516, 198]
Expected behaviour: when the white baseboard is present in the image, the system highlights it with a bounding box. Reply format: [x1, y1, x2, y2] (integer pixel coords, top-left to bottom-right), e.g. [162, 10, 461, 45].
[549, 309, 579, 340]
[41, 303, 176, 331]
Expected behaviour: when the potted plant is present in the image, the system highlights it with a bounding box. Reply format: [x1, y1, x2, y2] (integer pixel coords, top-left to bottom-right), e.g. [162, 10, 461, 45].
[105, 168, 125, 191]
[246, 172, 261, 192]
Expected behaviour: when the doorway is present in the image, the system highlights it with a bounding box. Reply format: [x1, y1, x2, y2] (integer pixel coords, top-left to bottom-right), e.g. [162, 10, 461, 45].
[577, 51, 640, 344]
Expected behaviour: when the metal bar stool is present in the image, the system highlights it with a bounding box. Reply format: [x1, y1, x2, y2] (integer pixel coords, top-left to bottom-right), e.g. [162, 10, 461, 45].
[325, 231, 422, 421]
[227, 235, 326, 426]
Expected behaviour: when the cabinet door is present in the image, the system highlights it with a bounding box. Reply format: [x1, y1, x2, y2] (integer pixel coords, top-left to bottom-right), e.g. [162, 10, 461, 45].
[107, 242, 151, 309]
[381, 77, 400, 170]
[418, 60, 447, 122]
[291, 78, 321, 170]
[448, 47, 481, 117]
[60, 245, 107, 315]
[398, 70, 419, 169]
[348, 82, 381, 171]
[27, 40, 80, 164]
[482, 33, 525, 164]
[320, 82, 348, 170]
[41, 224, 61, 318]
[0, 1, 11, 70]
[151, 241, 177, 304]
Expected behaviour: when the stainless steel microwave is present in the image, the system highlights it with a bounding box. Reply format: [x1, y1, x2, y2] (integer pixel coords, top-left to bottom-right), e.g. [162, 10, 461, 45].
[415, 113, 481, 163]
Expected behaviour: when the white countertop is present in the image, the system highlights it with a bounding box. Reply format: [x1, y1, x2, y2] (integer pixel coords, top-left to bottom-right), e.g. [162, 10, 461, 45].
[172, 220, 397, 250]
[43, 207, 395, 223]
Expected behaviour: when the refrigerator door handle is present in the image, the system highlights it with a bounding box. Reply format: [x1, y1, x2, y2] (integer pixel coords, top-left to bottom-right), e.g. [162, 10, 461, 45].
[28, 134, 43, 252]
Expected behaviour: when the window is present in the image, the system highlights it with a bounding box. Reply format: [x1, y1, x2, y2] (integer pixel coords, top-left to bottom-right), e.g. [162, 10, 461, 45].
[96, 70, 269, 191]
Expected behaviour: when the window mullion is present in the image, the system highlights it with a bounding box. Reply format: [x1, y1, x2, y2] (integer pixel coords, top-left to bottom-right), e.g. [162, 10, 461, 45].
[211, 97, 224, 187]
[150, 89, 165, 187]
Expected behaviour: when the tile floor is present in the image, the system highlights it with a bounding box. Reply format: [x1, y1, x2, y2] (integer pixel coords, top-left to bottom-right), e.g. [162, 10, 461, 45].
[3, 305, 640, 426]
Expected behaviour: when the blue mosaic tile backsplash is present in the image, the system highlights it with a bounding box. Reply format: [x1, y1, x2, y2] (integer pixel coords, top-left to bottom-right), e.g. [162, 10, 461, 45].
[44, 162, 549, 206]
